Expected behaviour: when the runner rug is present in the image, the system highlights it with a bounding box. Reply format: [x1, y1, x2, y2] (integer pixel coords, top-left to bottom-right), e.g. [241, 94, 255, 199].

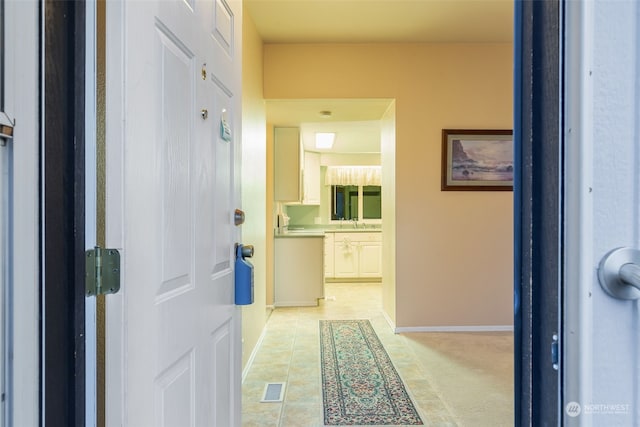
[319, 319, 423, 425]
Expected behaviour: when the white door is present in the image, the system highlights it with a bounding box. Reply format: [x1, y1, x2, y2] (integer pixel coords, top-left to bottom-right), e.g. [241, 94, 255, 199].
[105, 0, 243, 425]
[564, 1, 640, 425]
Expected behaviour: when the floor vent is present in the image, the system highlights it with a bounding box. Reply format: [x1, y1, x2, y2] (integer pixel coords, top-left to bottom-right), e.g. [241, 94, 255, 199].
[261, 382, 285, 402]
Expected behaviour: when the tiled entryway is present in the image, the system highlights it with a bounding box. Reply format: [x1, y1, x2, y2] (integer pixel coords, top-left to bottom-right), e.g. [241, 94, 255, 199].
[241, 283, 513, 426]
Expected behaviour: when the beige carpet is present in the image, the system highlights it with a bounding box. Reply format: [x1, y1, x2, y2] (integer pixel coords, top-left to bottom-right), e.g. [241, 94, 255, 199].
[403, 331, 514, 426]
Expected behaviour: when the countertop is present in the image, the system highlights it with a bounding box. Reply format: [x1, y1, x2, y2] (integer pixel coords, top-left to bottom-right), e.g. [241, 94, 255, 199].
[274, 227, 382, 237]
[274, 230, 325, 238]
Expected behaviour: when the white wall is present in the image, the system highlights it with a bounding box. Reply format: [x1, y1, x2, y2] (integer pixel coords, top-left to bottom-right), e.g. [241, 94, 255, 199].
[240, 10, 268, 371]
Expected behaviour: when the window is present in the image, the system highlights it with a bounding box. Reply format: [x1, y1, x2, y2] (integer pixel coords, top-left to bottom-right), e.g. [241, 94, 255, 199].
[331, 185, 381, 221]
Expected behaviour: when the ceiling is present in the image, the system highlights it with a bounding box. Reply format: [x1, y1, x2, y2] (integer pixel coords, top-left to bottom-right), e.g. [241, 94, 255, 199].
[265, 99, 393, 153]
[244, 0, 513, 44]
[246, 0, 514, 153]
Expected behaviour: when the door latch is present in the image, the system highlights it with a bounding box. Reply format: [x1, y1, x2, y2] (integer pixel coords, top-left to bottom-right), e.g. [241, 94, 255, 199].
[551, 334, 559, 370]
[86, 246, 121, 296]
[0, 111, 15, 145]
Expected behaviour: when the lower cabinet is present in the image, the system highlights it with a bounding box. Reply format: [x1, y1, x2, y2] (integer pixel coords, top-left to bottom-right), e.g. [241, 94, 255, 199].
[327, 232, 382, 279]
[275, 236, 324, 306]
[358, 242, 383, 278]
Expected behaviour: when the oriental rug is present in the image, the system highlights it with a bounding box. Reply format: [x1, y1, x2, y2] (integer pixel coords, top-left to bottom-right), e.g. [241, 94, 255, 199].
[319, 319, 423, 425]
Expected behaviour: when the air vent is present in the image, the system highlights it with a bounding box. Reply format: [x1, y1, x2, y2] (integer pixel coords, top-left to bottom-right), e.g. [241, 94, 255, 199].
[261, 382, 285, 402]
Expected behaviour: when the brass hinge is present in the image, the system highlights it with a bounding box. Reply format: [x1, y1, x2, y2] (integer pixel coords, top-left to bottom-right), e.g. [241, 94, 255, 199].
[85, 246, 121, 297]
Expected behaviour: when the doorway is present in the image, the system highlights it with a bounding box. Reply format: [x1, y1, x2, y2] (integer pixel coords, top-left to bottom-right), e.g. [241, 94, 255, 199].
[265, 98, 394, 310]
[241, 9, 517, 425]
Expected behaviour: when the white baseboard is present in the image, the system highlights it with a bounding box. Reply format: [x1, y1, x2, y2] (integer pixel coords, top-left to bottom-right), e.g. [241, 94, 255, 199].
[242, 325, 268, 383]
[394, 325, 514, 333]
[273, 301, 318, 307]
[381, 310, 396, 332]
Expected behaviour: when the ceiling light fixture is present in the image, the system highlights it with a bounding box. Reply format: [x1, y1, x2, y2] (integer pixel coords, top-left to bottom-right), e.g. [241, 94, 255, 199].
[319, 110, 332, 118]
[315, 132, 335, 149]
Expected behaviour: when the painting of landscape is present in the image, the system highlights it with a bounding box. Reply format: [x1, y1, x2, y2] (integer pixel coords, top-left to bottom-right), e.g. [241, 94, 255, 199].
[441, 129, 513, 191]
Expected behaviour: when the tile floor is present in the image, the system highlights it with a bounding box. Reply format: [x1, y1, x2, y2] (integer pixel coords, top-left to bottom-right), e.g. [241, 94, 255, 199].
[241, 283, 513, 427]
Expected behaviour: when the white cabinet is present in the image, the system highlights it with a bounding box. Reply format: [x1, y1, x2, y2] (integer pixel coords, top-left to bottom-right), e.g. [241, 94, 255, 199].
[274, 127, 301, 202]
[275, 236, 324, 306]
[331, 232, 382, 279]
[302, 151, 321, 205]
[358, 241, 383, 278]
[274, 127, 320, 205]
[334, 236, 358, 278]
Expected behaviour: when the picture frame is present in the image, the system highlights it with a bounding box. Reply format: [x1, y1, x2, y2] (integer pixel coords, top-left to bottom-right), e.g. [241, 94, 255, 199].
[441, 129, 514, 191]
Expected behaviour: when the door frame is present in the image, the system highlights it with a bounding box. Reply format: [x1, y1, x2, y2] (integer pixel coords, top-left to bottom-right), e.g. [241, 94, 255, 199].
[514, 0, 562, 425]
[42, 1, 87, 425]
[32, 1, 568, 425]
[2, 1, 41, 424]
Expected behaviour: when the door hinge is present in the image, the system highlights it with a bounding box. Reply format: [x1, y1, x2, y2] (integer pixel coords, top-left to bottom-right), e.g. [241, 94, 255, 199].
[0, 111, 15, 145]
[85, 246, 121, 297]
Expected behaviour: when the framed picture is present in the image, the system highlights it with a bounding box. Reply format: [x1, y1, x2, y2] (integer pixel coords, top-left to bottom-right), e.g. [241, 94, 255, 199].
[441, 129, 514, 191]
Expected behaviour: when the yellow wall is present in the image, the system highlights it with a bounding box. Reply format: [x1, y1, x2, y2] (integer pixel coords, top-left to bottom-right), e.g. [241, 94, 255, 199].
[240, 10, 268, 370]
[380, 102, 397, 325]
[265, 123, 274, 306]
[264, 43, 513, 328]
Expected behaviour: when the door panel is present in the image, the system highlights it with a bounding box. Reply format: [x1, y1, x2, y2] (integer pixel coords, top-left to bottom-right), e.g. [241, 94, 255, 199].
[157, 22, 194, 299]
[106, 0, 242, 425]
[154, 351, 195, 427]
[564, 1, 640, 425]
[359, 243, 382, 277]
[334, 241, 357, 278]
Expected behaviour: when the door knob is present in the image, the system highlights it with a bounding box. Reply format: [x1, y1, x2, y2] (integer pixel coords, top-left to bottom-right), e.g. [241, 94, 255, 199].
[598, 247, 640, 300]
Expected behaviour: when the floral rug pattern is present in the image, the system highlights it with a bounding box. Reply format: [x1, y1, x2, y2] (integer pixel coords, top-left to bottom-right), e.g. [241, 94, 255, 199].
[320, 319, 423, 425]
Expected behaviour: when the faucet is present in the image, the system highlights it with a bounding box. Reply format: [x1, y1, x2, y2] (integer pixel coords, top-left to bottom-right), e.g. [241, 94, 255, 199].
[352, 218, 358, 229]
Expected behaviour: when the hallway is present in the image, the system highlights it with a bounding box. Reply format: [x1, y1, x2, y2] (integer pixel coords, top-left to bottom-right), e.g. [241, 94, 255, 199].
[241, 283, 513, 426]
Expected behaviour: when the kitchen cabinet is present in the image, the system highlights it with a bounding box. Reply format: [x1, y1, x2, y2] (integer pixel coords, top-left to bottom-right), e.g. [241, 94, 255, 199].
[358, 241, 383, 277]
[331, 232, 382, 279]
[274, 235, 324, 306]
[274, 127, 320, 205]
[274, 127, 301, 202]
[302, 151, 320, 205]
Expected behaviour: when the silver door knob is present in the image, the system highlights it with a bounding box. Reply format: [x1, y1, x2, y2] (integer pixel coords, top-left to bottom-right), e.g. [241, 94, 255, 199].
[598, 247, 640, 300]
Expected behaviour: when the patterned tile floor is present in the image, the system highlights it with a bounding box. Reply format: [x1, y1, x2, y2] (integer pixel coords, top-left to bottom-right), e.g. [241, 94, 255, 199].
[241, 283, 513, 427]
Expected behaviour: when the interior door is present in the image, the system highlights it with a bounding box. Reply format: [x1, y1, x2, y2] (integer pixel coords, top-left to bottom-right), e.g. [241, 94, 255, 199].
[105, 1, 243, 425]
[563, 1, 640, 425]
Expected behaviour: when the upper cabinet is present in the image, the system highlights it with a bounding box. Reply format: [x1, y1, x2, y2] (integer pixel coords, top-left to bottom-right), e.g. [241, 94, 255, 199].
[274, 127, 301, 202]
[274, 127, 321, 205]
[302, 151, 320, 205]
